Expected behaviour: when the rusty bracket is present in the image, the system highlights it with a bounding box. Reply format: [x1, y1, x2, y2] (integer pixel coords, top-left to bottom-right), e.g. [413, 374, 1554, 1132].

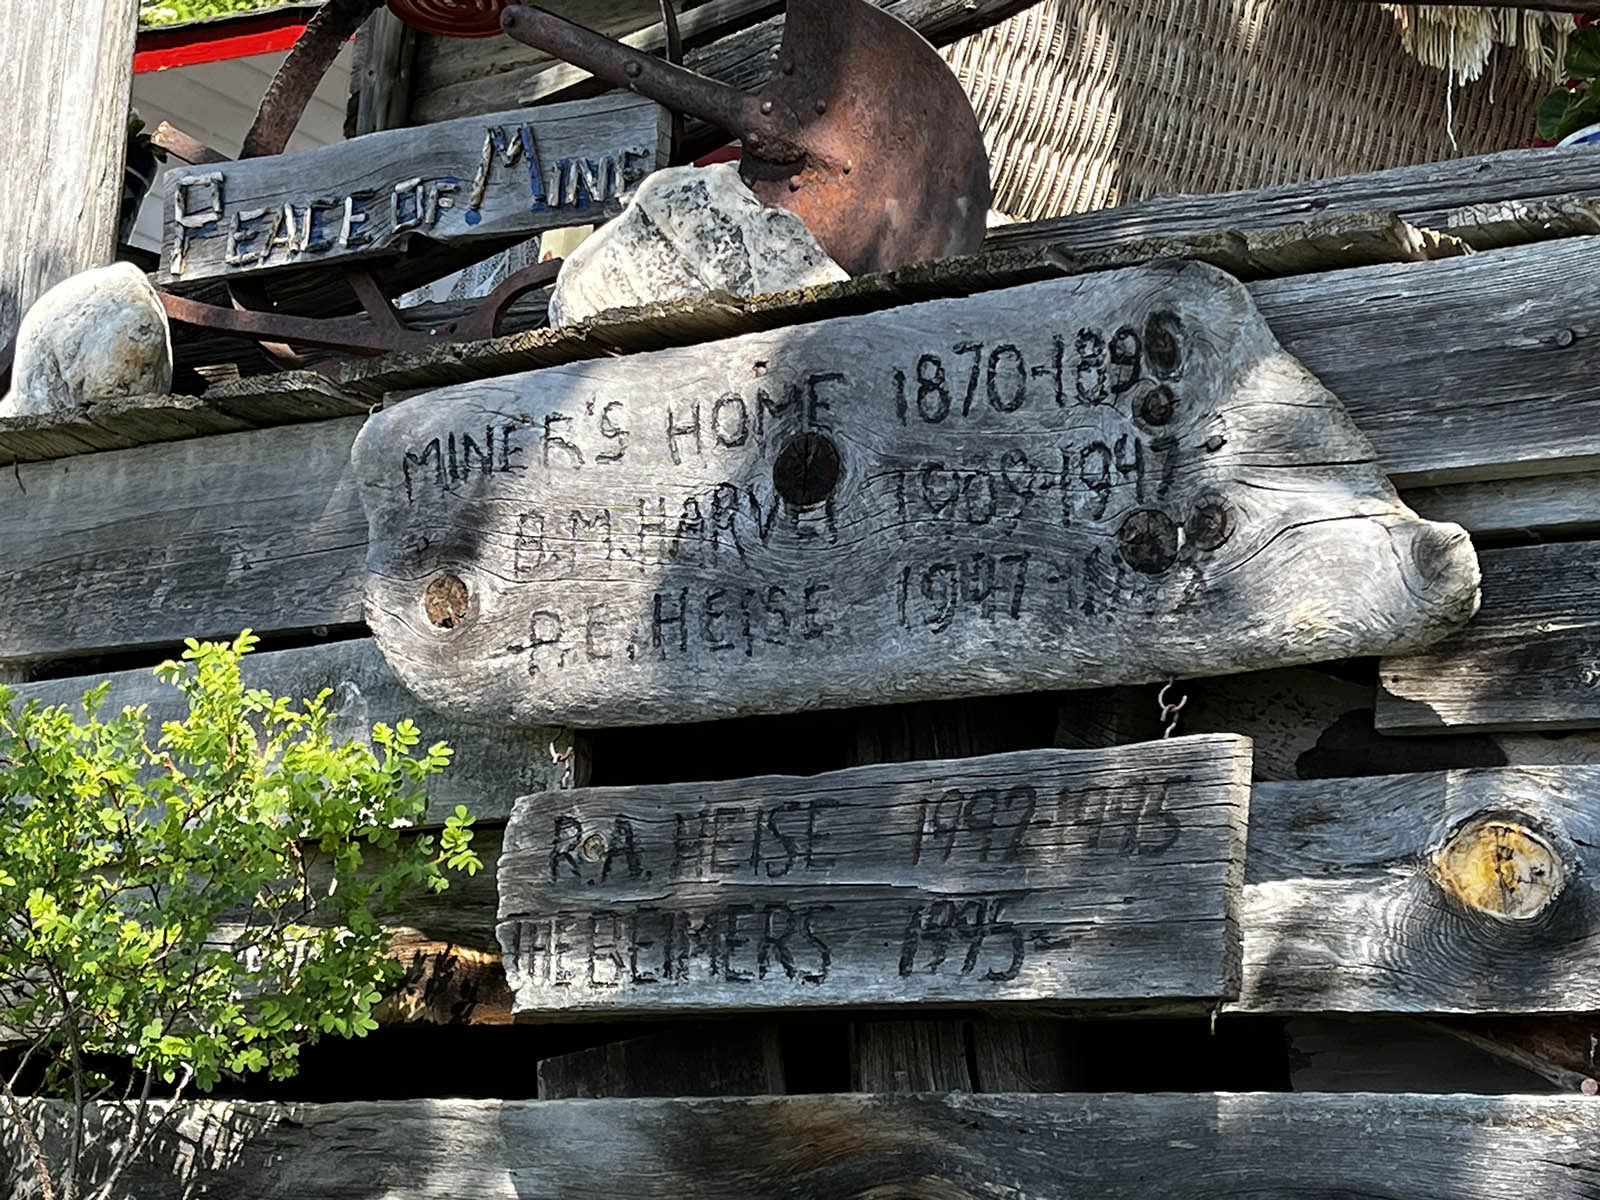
[158, 259, 561, 359]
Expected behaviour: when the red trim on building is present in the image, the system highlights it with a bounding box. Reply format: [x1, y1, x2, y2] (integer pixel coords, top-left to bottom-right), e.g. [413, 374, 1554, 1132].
[133, 6, 324, 73]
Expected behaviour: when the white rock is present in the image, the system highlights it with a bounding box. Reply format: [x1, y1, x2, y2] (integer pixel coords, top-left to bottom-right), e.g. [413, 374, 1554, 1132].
[549, 163, 848, 327]
[2, 262, 173, 418]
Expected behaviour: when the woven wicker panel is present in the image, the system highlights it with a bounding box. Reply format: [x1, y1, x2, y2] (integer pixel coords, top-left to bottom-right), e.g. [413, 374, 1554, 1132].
[945, 0, 1551, 220]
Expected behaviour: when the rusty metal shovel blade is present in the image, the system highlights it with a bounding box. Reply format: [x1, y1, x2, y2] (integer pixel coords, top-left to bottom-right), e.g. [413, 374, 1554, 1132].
[499, 0, 991, 275]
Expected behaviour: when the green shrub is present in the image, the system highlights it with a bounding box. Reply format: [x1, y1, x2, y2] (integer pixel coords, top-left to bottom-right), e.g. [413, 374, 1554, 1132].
[0, 631, 478, 1200]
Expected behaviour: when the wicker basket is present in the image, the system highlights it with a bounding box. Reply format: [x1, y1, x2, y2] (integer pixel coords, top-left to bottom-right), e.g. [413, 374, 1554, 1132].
[944, 0, 1555, 221]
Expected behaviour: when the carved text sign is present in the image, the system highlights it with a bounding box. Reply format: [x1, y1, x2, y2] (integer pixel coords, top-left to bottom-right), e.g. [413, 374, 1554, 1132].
[353, 262, 1481, 727]
[156, 94, 669, 286]
[496, 736, 1251, 1014]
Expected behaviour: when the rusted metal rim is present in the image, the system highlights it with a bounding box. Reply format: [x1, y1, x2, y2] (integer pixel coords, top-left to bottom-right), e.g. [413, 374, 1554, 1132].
[387, 0, 518, 37]
[498, 0, 991, 275]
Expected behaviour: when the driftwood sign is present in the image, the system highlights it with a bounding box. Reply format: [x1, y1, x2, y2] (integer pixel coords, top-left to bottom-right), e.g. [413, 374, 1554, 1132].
[155, 93, 669, 286]
[353, 261, 1480, 727]
[495, 735, 1250, 1015]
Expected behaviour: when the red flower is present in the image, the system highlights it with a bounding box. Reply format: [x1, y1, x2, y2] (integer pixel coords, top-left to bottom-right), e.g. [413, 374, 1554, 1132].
[1532, 136, 1558, 147]
[1576, 12, 1595, 26]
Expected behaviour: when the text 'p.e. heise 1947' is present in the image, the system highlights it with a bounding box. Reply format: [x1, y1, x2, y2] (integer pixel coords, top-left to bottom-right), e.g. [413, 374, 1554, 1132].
[352, 261, 1480, 728]
[494, 738, 1252, 1015]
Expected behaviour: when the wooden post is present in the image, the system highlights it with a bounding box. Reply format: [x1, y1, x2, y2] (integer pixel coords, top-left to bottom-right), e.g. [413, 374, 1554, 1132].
[0, 0, 140, 354]
[352, 9, 415, 137]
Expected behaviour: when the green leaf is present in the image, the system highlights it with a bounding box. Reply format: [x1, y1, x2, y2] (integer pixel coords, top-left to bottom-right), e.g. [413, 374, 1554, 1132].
[1569, 28, 1600, 79]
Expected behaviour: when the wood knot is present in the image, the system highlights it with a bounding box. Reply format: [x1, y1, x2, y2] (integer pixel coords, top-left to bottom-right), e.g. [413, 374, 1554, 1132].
[424, 573, 470, 629]
[773, 432, 842, 507]
[1433, 817, 1565, 920]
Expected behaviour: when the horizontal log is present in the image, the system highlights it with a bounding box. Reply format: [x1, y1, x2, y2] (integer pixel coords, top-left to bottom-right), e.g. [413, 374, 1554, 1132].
[1239, 765, 1600, 1013]
[156, 94, 668, 289]
[5, 1093, 1597, 1199]
[1402, 471, 1600, 543]
[982, 143, 1600, 256]
[9, 638, 578, 825]
[0, 374, 372, 466]
[1100, 666, 1600, 785]
[334, 761, 1600, 1020]
[1377, 541, 1600, 734]
[353, 262, 1478, 727]
[496, 737, 1251, 1015]
[0, 416, 369, 663]
[5, 239, 1589, 667]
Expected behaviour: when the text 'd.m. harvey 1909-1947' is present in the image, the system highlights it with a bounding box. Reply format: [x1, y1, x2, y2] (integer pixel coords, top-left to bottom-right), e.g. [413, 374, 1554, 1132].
[352, 261, 1481, 728]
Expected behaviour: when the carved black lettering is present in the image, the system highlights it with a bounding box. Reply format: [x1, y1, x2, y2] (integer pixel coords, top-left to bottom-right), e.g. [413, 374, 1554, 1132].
[543, 413, 584, 469]
[550, 814, 583, 882]
[807, 371, 844, 430]
[953, 340, 983, 416]
[804, 798, 837, 870]
[587, 911, 626, 988]
[757, 903, 796, 980]
[916, 354, 950, 423]
[1032, 333, 1064, 406]
[921, 563, 958, 633]
[912, 789, 964, 865]
[987, 343, 1027, 412]
[1109, 325, 1142, 394]
[1075, 328, 1107, 405]
[597, 401, 628, 463]
[652, 588, 688, 657]
[601, 816, 644, 880]
[803, 582, 832, 640]
[712, 392, 750, 447]
[702, 588, 736, 651]
[665, 400, 701, 464]
[709, 483, 744, 562]
[721, 904, 754, 982]
[402, 438, 444, 501]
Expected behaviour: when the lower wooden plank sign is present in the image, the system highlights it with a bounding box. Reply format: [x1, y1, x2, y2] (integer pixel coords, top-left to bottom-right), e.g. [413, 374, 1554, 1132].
[155, 93, 669, 287]
[495, 734, 1251, 1015]
[353, 261, 1480, 727]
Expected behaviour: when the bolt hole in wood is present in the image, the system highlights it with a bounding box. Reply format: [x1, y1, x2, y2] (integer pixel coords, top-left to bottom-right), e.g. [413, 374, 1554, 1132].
[424, 573, 470, 629]
[1433, 817, 1565, 921]
[772, 431, 843, 507]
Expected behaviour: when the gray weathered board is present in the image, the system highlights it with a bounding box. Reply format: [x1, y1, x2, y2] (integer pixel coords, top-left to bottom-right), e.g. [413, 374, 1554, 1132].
[353, 261, 1480, 727]
[1377, 539, 1600, 735]
[496, 735, 1251, 1015]
[7, 1094, 1599, 1200]
[1, 0, 139, 352]
[1239, 764, 1600, 1014]
[7, 638, 578, 824]
[155, 93, 669, 287]
[108, 759, 1599, 1028]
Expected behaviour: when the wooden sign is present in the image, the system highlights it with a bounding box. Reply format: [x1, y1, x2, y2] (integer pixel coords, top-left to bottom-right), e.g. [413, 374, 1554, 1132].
[155, 93, 669, 286]
[495, 735, 1250, 1015]
[353, 261, 1481, 727]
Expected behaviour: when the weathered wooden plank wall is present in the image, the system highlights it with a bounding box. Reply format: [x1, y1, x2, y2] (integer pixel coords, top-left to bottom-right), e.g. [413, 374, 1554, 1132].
[0, 0, 140, 354]
[1378, 541, 1600, 734]
[7, 1094, 1597, 1199]
[8, 638, 580, 822]
[211, 760, 1600, 1023]
[982, 143, 1600, 256]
